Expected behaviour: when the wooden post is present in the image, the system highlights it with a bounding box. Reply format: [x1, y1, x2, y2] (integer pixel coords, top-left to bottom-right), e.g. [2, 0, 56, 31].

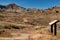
[54, 23, 57, 35]
[51, 25, 53, 33]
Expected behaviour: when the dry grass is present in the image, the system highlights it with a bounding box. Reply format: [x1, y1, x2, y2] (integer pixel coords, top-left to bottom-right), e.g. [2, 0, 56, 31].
[0, 7, 60, 40]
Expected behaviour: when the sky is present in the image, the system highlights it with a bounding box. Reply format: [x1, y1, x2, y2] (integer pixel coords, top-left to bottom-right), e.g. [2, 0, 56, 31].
[0, 0, 60, 9]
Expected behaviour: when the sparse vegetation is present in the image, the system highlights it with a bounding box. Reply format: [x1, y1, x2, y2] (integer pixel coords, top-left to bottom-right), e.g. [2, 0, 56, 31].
[0, 4, 60, 40]
[56, 11, 59, 13]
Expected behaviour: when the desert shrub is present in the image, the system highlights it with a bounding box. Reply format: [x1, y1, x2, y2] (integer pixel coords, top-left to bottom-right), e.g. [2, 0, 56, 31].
[4, 26, 11, 29]
[0, 30, 5, 34]
[4, 25, 20, 29]
[11, 25, 20, 29]
[0, 14, 4, 18]
[56, 11, 59, 13]
[11, 25, 25, 29]
[4, 24, 25, 29]
[27, 9, 30, 11]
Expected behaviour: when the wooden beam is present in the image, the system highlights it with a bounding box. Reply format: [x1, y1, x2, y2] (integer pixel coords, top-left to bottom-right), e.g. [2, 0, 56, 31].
[49, 20, 58, 25]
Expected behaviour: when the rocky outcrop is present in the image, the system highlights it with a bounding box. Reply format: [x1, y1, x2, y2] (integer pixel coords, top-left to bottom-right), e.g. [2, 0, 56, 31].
[6, 4, 25, 13]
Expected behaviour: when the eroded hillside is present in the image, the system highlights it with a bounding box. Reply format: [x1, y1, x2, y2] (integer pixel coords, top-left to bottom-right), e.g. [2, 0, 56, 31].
[0, 4, 60, 40]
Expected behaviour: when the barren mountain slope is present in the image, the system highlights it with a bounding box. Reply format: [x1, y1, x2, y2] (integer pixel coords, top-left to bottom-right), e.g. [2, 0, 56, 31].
[0, 4, 60, 40]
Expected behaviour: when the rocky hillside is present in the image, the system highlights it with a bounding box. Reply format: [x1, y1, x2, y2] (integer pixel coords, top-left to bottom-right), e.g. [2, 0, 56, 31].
[0, 4, 60, 40]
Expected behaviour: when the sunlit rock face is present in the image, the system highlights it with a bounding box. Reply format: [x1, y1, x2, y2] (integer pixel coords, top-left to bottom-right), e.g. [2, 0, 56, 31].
[6, 4, 25, 13]
[0, 4, 25, 13]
